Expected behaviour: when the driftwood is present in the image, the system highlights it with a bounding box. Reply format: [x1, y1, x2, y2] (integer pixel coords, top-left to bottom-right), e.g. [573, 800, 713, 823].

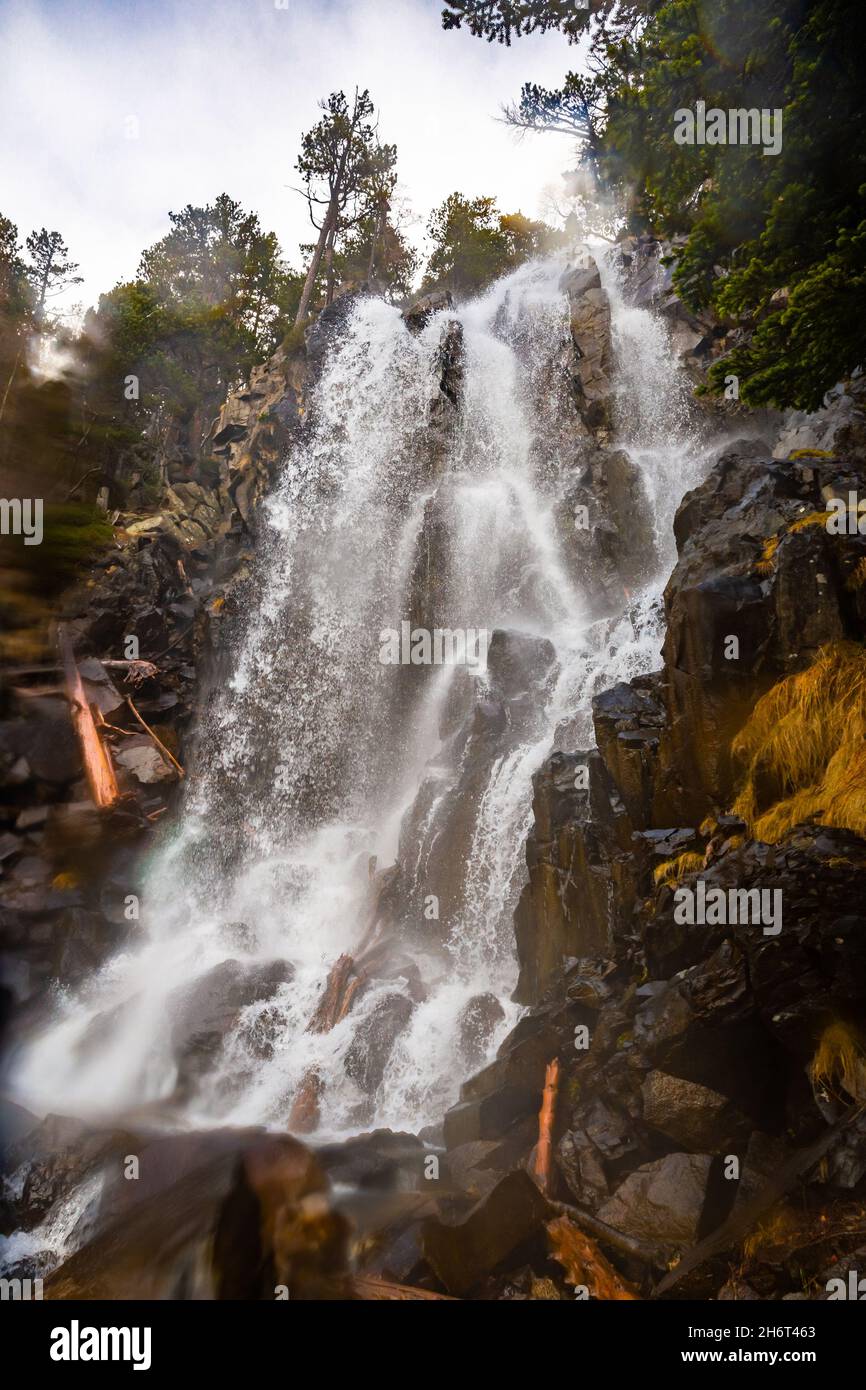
[288, 1070, 323, 1134]
[307, 954, 360, 1034]
[126, 696, 185, 778]
[652, 1104, 864, 1297]
[531, 1057, 560, 1194]
[102, 658, 160, 687]
[547, 1214, 640, 1300]
[548, 1199, 662, 1266]
[59, 628, 120, 809]
[289, 954, 368, 1134]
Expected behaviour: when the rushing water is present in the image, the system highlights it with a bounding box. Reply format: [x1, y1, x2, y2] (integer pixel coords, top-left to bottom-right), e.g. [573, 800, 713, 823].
[12, 248, 710, 1146]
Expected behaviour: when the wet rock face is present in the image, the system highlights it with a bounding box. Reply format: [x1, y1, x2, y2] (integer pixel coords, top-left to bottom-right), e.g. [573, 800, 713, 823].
[457, 992, 506, 1070]
[169, 959, 295, 1097]
[398, 628, 557, 934]
[441, 440, 866, 1300]
[344, 993, 414, 1095]
[597, 1152, 713, 1246]
[422, 1169, 550, 1298]
[661, 448, 866, 818]
[560, 261, 613, 435]
[641, 1071, 751, 1153]
[561, 448, 657, 610]
[210, 339, 310, 531]
[515, 443, 866, 1007]
[403, 290, 455, 334]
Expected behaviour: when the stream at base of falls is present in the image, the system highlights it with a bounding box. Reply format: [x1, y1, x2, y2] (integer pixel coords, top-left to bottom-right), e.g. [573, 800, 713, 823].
[11, 247, 724, 1159]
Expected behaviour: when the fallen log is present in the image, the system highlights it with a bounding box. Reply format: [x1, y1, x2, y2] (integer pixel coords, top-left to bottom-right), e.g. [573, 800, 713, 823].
[288, 1070, 323, 1134]
[126, 696, 185, 779]
[307, 954, 359, 1034]
[652, 1103, 865, 1297]
[547, 1214, 640, 1300]
[290, 955, 368, 1134]
[531, 1057, 560, 1194]
[59, 628, 120, 809]
[548, 1199, 661, 1266]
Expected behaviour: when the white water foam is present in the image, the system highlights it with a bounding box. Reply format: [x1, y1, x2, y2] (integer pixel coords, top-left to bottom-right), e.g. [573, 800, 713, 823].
[12, 251, 712, 1142]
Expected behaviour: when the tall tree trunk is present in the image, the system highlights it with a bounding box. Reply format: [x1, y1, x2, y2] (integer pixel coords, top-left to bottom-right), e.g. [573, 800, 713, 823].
[294, 204, 335, 326]
[367, 198, 388, 284]
[324, 222, 337, 306]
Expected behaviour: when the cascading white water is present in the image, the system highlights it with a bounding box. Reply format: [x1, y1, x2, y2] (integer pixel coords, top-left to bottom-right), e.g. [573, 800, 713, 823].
[12, 248, 710, 1143]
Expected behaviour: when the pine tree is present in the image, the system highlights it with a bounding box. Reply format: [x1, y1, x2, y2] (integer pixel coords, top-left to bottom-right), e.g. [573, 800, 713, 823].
[24, 228, 82, 326]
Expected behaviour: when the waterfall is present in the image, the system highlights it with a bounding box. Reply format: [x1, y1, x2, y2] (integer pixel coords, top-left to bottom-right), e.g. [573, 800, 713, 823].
[11, 249, 711, 1143]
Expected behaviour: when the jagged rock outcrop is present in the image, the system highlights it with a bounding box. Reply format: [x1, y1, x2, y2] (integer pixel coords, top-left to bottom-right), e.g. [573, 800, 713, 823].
[442, 442, 866, 1300]
[561, 262, 613, 436]
[210, 343, 309, 530]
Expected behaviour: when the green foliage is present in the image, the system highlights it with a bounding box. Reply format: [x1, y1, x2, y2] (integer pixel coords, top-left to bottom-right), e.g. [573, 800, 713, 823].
[0, 215, 32, 337]
[440, 1, 644, 45]
[294, 90, 405, 313]
[24, 228, 82, 326]
[79, 194, 303, 480]
[332, 212, 418, 301]
[447, 0, 866, 411]
[136, 193, 302, 375]
[601, 0, 866, 410]
[424, 193, 557, 295]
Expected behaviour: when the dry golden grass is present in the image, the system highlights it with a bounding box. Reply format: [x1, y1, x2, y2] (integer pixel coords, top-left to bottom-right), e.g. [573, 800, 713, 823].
[653, 850, 704, 887]
[809, 1021, 866, 1104]
[755, 534, 779, 575]
[731, 640, 866, 842]
[788, 509, 834, 533]
[755, 510, 834, 576]
[743, 1203, 800, 1262]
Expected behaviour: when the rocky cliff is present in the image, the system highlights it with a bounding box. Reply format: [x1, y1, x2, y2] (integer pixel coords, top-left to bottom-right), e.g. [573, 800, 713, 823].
[435, 440, 866, 1299]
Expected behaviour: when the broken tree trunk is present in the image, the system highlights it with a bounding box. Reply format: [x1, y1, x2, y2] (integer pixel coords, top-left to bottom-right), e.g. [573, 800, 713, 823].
[288, 1070, 323, 1134]
[126, 696, 185, 779]
[548, 1199, 661, 1266]
[289, 953, 368, 1135]
[547, 1214, 640, 1300]
[531, 1057, 560, 1194]
[307, 953, 362, 1034]
[59, 628, 120, 809]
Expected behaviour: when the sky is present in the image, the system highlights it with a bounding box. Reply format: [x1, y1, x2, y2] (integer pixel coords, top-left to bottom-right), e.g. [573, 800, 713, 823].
[0, 0, 584, 314]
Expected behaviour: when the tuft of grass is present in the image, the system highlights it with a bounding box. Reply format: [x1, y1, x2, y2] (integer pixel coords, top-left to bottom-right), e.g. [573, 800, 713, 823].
[809, 1021, 866, 1104]
[755, 534, 779, 575]
[731, 641, 866, 841]
[653, 850, 704, 887]
[788, 448, 836, 460]
[788, 508, 833, 533]
[754, 510, 834, 576]
[743, 1203, 800, 1262]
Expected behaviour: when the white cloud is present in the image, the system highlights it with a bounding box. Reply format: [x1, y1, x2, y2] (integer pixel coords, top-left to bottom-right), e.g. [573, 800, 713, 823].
[0, 0, 584, 309]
